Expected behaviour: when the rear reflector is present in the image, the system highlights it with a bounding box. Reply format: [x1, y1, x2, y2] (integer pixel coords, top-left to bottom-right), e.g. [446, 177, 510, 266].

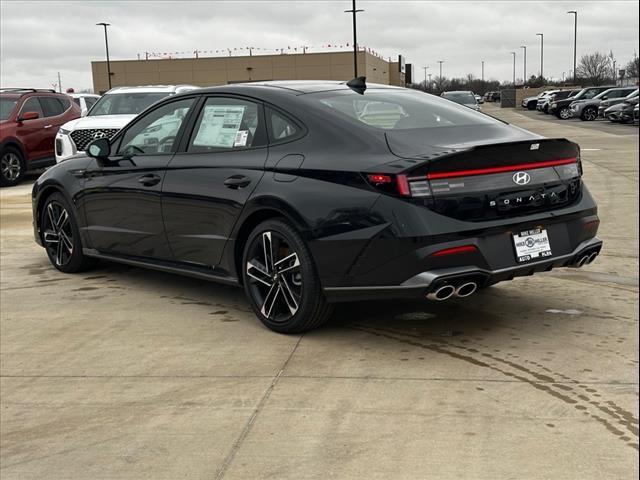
[430, 245, 478, 257]
[427, 157, 578, 180]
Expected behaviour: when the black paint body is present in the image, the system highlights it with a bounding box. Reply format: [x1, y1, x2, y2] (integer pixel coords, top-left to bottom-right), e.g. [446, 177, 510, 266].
[32, 82, 601, 301]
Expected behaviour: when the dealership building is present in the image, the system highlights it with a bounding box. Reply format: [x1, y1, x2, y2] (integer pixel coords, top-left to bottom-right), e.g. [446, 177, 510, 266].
[91, 50, 408, 93]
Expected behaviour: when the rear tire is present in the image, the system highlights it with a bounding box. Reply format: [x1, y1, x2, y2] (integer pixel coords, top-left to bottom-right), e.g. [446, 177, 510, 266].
[41, 193, 96, 273]
[242, 219, 333, 333]
[0, 146, 25, 187]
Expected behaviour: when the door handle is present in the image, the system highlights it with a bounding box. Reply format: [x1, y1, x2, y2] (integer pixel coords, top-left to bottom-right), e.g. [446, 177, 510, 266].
[224, 175, 251, 189]
[138, 174, 161, 187]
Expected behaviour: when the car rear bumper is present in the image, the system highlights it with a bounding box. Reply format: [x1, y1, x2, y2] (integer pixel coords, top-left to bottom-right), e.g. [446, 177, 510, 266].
[324, 236, 602, 302]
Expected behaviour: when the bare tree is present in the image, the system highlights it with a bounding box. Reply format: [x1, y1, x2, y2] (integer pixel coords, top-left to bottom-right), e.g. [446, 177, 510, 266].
[625, 51, 639, 78]
[576, 52, 612, 85]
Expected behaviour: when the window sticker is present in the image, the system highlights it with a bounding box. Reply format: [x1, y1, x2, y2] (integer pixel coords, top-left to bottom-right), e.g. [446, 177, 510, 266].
[193, 105, 246, 148]
[234, 130, 248, 147]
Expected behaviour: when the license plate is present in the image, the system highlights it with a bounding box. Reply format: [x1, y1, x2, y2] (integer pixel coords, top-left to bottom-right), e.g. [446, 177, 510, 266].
[513, 228, 552, 263]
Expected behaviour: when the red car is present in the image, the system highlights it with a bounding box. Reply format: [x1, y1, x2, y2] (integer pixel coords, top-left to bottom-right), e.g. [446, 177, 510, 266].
[1, 89, 81, 186]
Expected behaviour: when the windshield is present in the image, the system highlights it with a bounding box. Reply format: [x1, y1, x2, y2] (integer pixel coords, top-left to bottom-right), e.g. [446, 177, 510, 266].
[88, 92, 168, 116]
[441, 92, 476, 104]
[626, 89, 639, 99]
[313, 90, 496, 130]
[0, 98, 18, 120]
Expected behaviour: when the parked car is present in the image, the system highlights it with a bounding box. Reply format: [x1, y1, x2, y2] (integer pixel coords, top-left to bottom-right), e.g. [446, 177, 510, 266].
[488, 91, 501, 102]
[69, 93, 101, 116]
[32, 79, 602, 333]
[619, 97, 640, 124]
[569, 87, 637, 121]
[441, 91, 480, 110]
[474, 93, 484, 104]
[537, 90, 580, 114]
[522, 90, 554, 110]
[550, 86, 614, 119]
[1, 88, 81, 186]
[598, 89, 638, 118]
[55, 85, 197, 163]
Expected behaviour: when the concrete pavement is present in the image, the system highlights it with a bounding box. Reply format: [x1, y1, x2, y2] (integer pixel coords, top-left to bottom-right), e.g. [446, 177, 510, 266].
[1, 105, 638, 479]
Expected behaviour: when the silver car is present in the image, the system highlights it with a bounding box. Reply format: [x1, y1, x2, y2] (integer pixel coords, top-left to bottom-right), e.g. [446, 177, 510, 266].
[599, 89, 638, 118]
[569, 86, 637, 121]
[441, 91, 480, 111]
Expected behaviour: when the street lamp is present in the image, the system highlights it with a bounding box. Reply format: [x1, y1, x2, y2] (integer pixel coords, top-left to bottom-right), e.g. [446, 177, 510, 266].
[422, 66, 429, 87]
[567, 11, 577, 83]
[481, 60, 485, 82]
[344, 0, 364, 77]
[96, 22, 112, 90]
[437, 60, 444, 80]
[536, 33, 544, 78]
[520, 45, 527, 84]
[510, 52, 516, 85]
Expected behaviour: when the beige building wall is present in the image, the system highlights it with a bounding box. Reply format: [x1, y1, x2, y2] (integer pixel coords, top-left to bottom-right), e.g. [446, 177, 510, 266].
[92, 51, 404, 93]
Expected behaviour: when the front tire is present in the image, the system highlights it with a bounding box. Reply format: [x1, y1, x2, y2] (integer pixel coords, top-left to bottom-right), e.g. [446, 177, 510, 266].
[41, 193, 95, 273]
[558, 107, 572, 119]
[0, 147, 25, 187]
[581, 107, 598, 121]
[242, 219, 332, 333]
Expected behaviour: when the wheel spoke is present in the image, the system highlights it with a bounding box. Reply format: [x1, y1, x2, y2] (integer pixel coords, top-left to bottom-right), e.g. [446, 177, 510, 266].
[262, 232, 274, 274]
[260, 283, 280, 318]
[279, 277, 299, 315]
[55, 238, 64, 265]
[59, 229, 74, 254]
[47, 203, 57, 230]
[274, 252, 300, 274]
[43, 229, 59, 244]
[246, 260, 273, 287]
[56, 209, 69, 231]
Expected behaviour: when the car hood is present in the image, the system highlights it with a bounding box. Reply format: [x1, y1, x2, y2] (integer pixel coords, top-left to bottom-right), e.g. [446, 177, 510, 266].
[523, 96, 539, 102]
[60, 114, 137, 131]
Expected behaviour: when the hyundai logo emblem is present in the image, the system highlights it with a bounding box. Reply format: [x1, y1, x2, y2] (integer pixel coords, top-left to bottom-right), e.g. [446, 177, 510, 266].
[92, 131, 106, 139]
[512, 171, 531, 185]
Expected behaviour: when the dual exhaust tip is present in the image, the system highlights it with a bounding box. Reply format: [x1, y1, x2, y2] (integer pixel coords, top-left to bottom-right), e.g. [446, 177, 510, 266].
[574, 251, 599, 268]
[426, 282, 477, 301]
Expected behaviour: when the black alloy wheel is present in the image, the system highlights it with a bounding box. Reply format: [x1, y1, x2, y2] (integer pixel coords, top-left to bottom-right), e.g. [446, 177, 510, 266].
[581, 107, 598, 121]
[41, 193, 95, 273]
[0, 147, 24, 187]
[242, 219, 332, 333]
[558, 107, 572, 119]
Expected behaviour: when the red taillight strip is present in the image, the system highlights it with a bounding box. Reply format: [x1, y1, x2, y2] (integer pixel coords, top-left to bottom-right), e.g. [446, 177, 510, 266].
[426, 157, 578, 180]
[430, 245, 478, 257]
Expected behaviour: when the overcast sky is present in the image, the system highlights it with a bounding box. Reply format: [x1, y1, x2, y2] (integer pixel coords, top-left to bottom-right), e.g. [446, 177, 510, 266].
[1, 0, 638, 91]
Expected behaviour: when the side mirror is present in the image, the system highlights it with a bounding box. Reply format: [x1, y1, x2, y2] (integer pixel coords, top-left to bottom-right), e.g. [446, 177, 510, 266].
[19, 111, 39, 121]
[601, 96, 608, 100]
[86, 138, 111, 158]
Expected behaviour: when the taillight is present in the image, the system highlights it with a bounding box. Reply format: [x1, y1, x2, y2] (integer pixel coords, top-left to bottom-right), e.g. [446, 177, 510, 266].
[365, 173, 431, 197]
[430, 245, 478, 257]
[426, 157, 578, 180]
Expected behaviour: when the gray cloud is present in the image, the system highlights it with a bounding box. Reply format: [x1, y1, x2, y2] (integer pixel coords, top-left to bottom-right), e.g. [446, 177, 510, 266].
[1, 0, 638, 91]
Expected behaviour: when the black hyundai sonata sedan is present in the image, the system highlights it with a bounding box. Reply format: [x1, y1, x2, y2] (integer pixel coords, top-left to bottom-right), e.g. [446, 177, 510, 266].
[32, 79, 602, 333]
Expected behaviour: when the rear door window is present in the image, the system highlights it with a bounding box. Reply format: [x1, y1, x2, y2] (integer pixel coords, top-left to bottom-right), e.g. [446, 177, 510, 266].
[19, 97, 44, 117]
[266, 107, 302, 143]
[187, 97, 267, 153]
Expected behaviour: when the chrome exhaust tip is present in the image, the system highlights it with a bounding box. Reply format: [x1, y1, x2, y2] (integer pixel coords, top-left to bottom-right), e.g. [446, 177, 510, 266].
[576, 255, 589, 267]
[585, 252, 598, 264]
[426, 285, 456, 301]
[455, 282, 477, 298]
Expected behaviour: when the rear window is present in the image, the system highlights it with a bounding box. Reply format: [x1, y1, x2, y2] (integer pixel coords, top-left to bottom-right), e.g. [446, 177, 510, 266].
[313, 89, 496, 130]
[40, 97, 67, 117]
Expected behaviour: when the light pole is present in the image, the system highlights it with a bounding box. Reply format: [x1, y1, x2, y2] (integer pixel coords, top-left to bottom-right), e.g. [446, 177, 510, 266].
[345, 0, 364, 78]
[427, 73, 432, 90]
[536, 33, 544, 78]
[481, 60, 485, 82]
[520, 45, 527, 84]
[422, 66, 429, 87]
[510, 52, 516, 85]
[96, 22, 112, 90]
[567, 11, 577, 83]
[437, 60, 444, 80]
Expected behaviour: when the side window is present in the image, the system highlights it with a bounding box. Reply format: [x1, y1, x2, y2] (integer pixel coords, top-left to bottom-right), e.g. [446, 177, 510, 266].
[19, 97, 44, 118]
[73, 98, 82, 107]
[40, 97, 65, 117]
[266, 107, 301, 143]
[188, 97, 267, 153]
[118, 97, 195, 156]
[85, 97, 97, 109]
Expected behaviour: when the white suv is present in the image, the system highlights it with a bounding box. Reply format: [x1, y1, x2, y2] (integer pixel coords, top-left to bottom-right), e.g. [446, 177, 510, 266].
[69, 93, 101, 116]
[55, 85, 197, 163]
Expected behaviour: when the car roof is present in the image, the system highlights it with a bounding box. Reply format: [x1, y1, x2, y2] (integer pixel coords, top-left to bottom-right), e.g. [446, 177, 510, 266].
[194, 80, 403, 96]
[104, 85, 198, 94]
[442, 90, 473, 94]
[69, 93, 101, 98]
